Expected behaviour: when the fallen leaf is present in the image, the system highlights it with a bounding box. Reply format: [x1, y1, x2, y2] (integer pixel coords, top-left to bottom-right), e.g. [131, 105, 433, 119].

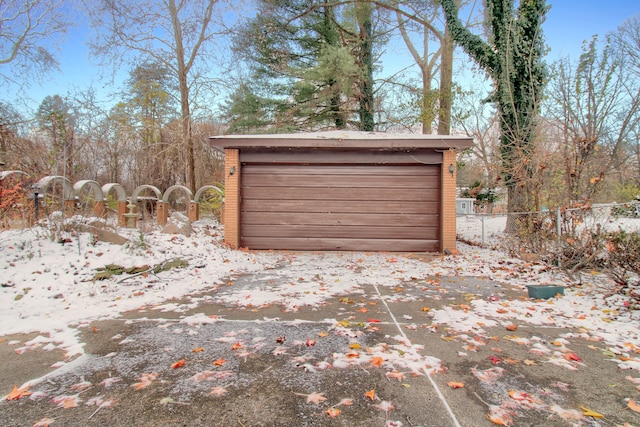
[523, 359, 536, 366]
[99, 377, 122, 388]
[326, 407, 341, 417]
[505, 324, 518, 331]
[627, 398, 640, 413]
[171, 359, 185, 369]
[51, 394, 80, 409]
[386, 371, 405, 381]
[625, 375, 640, 384]
[447, 381, 464, 389]
[486, 405, 513, 426]
[305, 339, 316, 347]
[231, 342, 243, 350]
[564, 352, 582, 362]
[349, 343, 362, 350]
[358, 307, 368, 313]
[365, 389, 376, 401]
[32, 417, 55, 427]
[366, 318, 381, 323]
[374, 400, 394, 412]
[6, 384, 32, 400]
[487, 355, 502, 365]
[131, 372, 158, 390]
[208, 386, 227, 397]
[580, 406, 603, 418]
[335, 398, 353, 406]
[370, 356, 384, 367]
[472, 367, 505, 384]
[70, 379, 92, 391]
[547, 404, 583, 420]
[276, 336, 286, 344]
[212, 358, 227, 366]
[192, 347, 205, 353]
[551, 381, 571, 392]
[508, 389, 533, 401]
[294, 391, 326, 405]
[318, 331, 329, 337]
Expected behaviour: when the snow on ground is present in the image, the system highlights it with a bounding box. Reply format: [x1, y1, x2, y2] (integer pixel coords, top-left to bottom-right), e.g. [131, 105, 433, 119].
[0, 214, 639, 369]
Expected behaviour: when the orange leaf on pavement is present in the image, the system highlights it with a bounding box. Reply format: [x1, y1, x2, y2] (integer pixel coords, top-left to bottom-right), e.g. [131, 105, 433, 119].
[564, 352, 582, 362]
[326, 407, 341, 417]
[365, 389, 376, 401]
[628, 398, 640, 413]
[447, 381, 464, 389]
[212, 358, 227, 366]
[6, 384, 31, 400]
[370, 356, 384, 367]
[171, 359, 185, 369]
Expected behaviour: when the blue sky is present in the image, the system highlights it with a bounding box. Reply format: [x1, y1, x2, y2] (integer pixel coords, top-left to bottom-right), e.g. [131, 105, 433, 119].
[543, 0, 638, 59]
[2, 1, 639, 115]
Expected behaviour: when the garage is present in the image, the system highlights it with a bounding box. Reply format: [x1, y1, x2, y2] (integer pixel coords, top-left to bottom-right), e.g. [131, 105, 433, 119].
[210, 131, 473, 253]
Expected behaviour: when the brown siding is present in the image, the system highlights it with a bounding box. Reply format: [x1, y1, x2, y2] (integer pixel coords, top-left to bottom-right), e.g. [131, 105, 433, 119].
[240, 161, 441, 251]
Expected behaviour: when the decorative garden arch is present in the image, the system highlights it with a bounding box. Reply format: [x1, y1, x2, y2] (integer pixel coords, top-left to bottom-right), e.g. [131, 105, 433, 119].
[2, 170, 226, 228]
[156, 185, 193, 226]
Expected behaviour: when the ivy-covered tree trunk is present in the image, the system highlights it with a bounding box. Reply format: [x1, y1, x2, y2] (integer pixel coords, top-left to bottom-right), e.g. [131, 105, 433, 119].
[439, 0, 548, 214]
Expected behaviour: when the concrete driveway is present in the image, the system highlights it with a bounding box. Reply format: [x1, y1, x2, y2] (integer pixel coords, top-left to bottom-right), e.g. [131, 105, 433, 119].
[0, 264, 637, 426]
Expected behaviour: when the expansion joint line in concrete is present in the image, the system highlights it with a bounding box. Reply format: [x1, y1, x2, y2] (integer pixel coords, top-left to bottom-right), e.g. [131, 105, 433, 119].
[372, 283, 462, 427]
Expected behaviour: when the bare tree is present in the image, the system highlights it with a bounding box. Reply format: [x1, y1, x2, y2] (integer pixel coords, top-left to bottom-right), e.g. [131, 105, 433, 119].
[0, 0, 69, 88]
[84, 0, 231, 192]
[547, 36, 640, 205]
[612, 15, 640, 190]
[391, 0, 481, 134]
[453, 81, 501, 185]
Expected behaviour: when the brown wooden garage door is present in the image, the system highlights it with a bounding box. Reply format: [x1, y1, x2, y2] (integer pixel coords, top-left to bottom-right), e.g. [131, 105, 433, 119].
[240, 161, 441, 252]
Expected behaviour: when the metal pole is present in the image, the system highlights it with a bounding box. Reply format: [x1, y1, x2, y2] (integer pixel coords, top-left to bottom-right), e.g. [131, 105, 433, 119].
[556, 208, 561, 267]
[34, 191, 39, 221]
[481, 214, 485, 247]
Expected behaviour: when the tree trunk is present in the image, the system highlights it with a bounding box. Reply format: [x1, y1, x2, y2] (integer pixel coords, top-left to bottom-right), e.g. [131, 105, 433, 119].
[438, 22, 453, 135]
[357, 3, 375, 131]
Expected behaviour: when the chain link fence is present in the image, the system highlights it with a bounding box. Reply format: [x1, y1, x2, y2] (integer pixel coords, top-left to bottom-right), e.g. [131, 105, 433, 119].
[457, 201, 640, 299]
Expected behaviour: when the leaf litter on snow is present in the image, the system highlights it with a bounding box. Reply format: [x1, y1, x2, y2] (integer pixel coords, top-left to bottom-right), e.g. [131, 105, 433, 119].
[2, 217, 640, 423]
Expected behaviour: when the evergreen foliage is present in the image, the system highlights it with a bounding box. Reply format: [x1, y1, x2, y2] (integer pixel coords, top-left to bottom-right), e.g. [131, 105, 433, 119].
[226, 0, 384, 132]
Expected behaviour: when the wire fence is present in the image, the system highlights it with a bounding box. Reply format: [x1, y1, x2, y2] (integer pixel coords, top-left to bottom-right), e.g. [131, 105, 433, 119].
[458, 201, 640, 266]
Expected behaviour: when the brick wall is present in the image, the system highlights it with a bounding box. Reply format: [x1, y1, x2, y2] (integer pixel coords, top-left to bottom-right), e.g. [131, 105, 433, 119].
[441, 149, 457, 252]
[224, 149, 240, 248]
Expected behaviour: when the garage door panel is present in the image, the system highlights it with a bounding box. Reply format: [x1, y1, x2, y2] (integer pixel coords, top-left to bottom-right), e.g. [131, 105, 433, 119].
[242, 224, 439, 240]
[243, 164, 439, 176]
[242, 199, 439, 214]
[243, 186, 440, 202]
[242, 237, 439, 252]
[242, 211, 439, 227]
[240, 150, 442, 165]
[242, 173, 438, 189]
